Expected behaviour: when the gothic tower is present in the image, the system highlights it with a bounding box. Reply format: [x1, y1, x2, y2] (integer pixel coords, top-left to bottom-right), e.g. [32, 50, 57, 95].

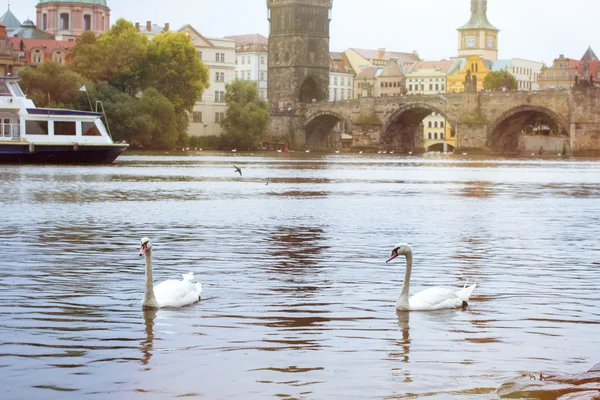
[267, 0, 332, 108]
[457, 0, 499, 61]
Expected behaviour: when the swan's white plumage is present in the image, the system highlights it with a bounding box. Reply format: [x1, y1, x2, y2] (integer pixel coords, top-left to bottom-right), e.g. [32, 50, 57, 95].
[139, 238, 202, 309]
[387, 243, 477, 312]
[153, 274, 203, 308]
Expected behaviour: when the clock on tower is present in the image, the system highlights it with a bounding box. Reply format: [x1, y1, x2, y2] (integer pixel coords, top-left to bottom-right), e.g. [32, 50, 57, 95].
[457, 0, 499, 60]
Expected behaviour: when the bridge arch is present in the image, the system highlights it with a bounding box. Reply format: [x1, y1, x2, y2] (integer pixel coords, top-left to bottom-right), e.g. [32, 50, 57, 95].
[488, 105, 570, 152]
[304, 111, 353, 148]
[382, 102, 456, 153]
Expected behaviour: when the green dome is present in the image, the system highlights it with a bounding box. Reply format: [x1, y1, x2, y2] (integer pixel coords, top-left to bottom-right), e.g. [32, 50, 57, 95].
[37, 0, 108, 6]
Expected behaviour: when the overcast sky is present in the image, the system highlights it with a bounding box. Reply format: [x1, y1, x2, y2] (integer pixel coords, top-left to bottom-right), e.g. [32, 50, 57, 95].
[7, 0, 598, 64]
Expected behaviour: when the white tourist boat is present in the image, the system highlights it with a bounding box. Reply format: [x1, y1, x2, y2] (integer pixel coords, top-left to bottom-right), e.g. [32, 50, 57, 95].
[0, 76, 128, 164]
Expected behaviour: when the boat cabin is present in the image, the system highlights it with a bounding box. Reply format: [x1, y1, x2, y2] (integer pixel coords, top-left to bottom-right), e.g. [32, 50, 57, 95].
[0, 76, 114, 145]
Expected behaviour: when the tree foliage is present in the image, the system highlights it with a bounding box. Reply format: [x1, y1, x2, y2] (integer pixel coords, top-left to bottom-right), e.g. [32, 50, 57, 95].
[68, 31, 106, 83]
[483, 70, 518, 91]
[219, 80, 270, 150]
[18, 62, 88, 108]
[70, 19, 147, 93]
[144, 31, 209, 113]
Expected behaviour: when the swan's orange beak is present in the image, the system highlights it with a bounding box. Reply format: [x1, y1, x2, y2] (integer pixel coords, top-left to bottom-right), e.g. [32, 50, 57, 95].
[139, 243, 147, 257]
[386, 249, 399, 263]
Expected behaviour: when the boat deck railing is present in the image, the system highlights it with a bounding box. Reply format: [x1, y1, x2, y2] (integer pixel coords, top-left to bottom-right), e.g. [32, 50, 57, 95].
[0, 124, 21, 141]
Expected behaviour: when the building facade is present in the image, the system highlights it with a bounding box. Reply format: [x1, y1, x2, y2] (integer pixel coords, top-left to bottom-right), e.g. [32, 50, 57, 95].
[267, 0, 332, 107]
[328, 51, 354, 101]
[457, 0, 499, 61]
[178, 25, 236, 137]
[492, 58, 544, 91]
[35, 0, 110, 41]
[225, 34, 269, 101]
[447, 55, 492, 93]
[538, 49, 600, 90]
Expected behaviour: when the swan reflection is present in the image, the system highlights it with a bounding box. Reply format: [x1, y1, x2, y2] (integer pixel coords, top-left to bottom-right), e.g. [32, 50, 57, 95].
[141, 309, 157, 367]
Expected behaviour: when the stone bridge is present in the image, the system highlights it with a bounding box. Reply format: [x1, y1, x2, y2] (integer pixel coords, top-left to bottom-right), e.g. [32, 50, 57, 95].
[269, 86, 600, 154]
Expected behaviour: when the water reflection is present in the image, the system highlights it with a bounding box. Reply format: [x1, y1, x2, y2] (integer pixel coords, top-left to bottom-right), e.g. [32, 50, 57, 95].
[141, 309, 157, 367]
[1, 154, 600, 399]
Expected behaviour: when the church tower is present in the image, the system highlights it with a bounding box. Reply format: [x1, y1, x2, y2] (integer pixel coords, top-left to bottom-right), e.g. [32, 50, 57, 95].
[267, 0, 332, 108]
[457, 0, 499, 61]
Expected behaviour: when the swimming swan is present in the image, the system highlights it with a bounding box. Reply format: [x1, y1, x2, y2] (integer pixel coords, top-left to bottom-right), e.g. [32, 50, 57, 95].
[139, 237, 202, 309]
[386, 243, 476, 311]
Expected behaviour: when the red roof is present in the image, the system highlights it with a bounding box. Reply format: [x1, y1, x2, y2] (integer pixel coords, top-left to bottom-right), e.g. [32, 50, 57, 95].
[10, 37, 72, 52]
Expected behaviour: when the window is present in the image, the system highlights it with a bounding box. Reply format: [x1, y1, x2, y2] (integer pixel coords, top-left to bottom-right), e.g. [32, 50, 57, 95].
[54, 121, 76, 136]
[26, 120, 49, 135]
[428, 132, 432, 139]
[216, 53, 225, 62]
[215, 91, 225, 102]
[409, 84, 413, 91]
[261, 56, 265, 65]
[341, 88, 345, 99]
[434, 122, 438, 128]
[220, 53, 225, 62]
[334, 77, 338, 85]
[241, 71, 245, 80]
[42, 14, 48, 30]
[440, 133, 444, 139]
[82, 122, 102, 136]
[192, 112, 203, 123]
[215, 112, 225, 123]
[242, 57, 245, 65]
[199, 52, 203, 60]
[260, 71, 265, 81]
[215, 72, 225, 82]
[84, 15, 91, 31]
[440, 122, 444, 128]
[434, 133, 438, 140]
[60, 13, 69, 30]
[428, 121, 432, 128]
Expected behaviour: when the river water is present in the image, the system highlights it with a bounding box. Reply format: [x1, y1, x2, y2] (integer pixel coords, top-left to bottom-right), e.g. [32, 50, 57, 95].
[0, 152, 599, 399]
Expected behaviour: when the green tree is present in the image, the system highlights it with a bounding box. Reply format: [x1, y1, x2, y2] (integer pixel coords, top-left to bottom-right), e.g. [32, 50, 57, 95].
[68, 31, 106, 82]
[97, 19, 148, 93]
[144, 31, 209, 114]
[219, 80, 270, 150]
[483, 70, 518, 91]
[70, 19, 147, 93]
[139, 88, 179, 148]
[18, 62, 88, 108]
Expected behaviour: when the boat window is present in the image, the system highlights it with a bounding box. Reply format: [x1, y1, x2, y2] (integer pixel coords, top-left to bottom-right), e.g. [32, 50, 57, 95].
[54, 121, 77, 136]
[8, 82, 24, 97]
[26, 120, 49, 135]
[0, 81, 10, 96]
[82, 121, 102, 136]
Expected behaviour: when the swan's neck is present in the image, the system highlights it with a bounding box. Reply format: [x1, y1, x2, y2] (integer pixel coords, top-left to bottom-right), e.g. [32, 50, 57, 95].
[143, 249, 159, 309]
[396, 251, 413, 309]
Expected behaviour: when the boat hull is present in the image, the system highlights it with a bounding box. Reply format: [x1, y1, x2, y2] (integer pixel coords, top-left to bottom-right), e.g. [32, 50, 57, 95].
[0, 143, 129, 164]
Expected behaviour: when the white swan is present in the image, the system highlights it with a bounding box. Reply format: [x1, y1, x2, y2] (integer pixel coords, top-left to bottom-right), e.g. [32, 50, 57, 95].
[139, 237, 202, 309]
[386, 243, 476, 311]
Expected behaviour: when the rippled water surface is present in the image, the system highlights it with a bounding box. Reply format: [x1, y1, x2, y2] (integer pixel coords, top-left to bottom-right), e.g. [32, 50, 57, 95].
[1, 152, 599, 399]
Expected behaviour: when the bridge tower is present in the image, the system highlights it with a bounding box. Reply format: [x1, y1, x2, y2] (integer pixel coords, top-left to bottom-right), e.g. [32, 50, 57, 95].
[267, 0, 332, 109]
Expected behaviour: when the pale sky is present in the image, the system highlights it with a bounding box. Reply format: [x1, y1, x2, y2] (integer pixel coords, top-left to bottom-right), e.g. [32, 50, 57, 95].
[6, 0, 599, 64]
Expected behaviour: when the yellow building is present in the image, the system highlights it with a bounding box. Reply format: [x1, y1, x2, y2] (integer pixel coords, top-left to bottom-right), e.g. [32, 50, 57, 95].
[447, 55, 492, 93]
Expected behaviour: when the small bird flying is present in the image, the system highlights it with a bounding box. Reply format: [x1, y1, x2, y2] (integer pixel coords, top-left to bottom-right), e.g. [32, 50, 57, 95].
[234, 165, 242, 176]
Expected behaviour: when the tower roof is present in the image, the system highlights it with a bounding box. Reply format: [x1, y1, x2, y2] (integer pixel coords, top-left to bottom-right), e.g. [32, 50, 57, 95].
[581, 46, 598, 62]
[0, 7, 21, 31]
[458, 0, 499, 31]
[37, 0, 108, 6]
[9, 18, 54, 39]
